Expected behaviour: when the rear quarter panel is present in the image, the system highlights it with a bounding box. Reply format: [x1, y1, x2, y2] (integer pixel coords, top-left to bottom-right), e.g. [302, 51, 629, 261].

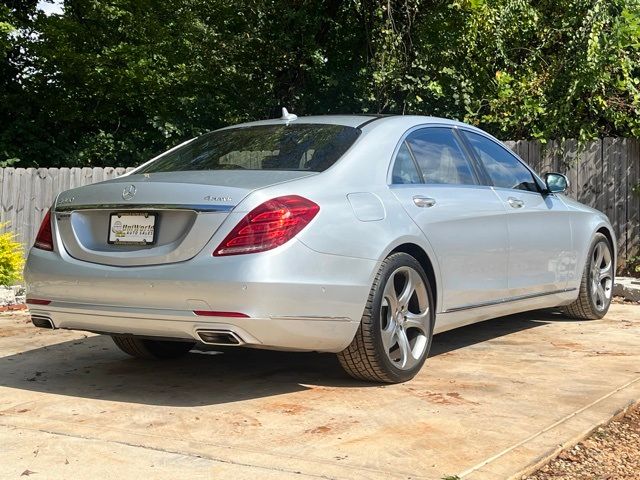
[224, 119, 445, 310]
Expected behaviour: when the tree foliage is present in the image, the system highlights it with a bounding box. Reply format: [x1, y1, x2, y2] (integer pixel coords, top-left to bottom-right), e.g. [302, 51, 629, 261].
[1, 0, 640, 167]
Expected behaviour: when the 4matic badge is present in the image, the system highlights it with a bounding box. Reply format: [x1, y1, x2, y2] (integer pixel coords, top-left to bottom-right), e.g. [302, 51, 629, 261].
[204, 195, 232, 202]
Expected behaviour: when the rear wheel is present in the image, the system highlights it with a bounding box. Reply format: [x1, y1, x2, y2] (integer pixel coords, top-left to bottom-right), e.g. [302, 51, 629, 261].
[111, 336, 195, 359]
[337, 253, 434, 383]
[563, 233, 614, 319]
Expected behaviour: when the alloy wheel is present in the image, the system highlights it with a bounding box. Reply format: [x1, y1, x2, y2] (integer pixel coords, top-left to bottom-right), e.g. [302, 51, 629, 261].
[590, 241, 613, 311]
[380, 266, 430, 370]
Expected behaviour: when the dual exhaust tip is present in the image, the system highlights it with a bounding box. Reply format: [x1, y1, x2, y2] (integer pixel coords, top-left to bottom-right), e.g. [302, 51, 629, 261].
[30, 316, 243, 347]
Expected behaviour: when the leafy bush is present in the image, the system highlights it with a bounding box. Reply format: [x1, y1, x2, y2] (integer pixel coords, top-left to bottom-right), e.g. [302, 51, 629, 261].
[0, 224, 24, 286]
[624, 255, 640, 278]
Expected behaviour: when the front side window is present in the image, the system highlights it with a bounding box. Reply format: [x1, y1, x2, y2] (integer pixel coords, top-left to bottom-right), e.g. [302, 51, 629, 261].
[405, 128, 477, 185]
[138, 124, 360, 173]
[463, 131, 538, 192]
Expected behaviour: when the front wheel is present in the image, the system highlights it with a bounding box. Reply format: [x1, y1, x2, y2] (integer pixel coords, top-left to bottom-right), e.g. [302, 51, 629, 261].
[562, 233, 614, 319]
[111, 336, 195, 359]
[337, 252, 435, 383]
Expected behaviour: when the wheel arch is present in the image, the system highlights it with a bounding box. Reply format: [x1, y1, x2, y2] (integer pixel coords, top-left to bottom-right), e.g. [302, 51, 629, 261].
[388, 243, 439, 313]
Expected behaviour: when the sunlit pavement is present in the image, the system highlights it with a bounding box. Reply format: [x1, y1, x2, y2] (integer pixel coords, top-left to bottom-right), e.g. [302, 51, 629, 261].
[1, 304, 639, 479]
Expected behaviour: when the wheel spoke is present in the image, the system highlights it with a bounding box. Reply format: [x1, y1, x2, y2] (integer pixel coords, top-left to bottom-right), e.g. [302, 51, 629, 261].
[381, 321, 396, 351]
[396, 328, 412, 369]
[383, 279, 399, 313]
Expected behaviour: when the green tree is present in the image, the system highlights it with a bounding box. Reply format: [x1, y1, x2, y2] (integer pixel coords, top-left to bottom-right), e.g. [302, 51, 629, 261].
[362, 0, 640, 140]
[1, 0, 640, 168]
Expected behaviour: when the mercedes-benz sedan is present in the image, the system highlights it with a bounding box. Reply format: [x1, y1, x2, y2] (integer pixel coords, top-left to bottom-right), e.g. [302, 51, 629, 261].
[25, 112, 615, 383]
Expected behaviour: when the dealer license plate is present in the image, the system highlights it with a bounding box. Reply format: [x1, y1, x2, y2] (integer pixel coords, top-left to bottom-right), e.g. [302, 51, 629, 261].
[108, 213, 157, 245]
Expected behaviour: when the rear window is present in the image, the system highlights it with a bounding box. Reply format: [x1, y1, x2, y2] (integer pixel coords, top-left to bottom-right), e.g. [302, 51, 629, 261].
[138, 124, 360, 173]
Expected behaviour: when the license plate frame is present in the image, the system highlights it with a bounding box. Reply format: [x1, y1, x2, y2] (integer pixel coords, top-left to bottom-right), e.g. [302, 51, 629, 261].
[108, 212, 157, 246]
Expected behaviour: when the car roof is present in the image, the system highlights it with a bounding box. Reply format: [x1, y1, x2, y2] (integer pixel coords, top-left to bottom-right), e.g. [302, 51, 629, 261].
[223, 114, 474, 131]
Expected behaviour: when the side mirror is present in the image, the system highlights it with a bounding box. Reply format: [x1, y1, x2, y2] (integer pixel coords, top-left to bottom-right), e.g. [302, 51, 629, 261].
[544, 172, 568, 194]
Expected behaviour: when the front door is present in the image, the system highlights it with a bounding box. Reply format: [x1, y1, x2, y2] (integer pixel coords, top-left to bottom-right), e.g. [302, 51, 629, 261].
[461, 130, 574, 297]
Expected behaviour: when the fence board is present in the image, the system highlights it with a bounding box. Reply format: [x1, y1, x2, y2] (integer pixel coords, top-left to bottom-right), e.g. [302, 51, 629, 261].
[562, 139, 579, 199]
[602, 138, 616, 231]
[628, 139, 640, 259]
[540, 140, 557, 174]
[15, 169, 27, 247]
[577, 141, 600, 207]
[527, 140, 542, 175]
[614, 138, 628, 259]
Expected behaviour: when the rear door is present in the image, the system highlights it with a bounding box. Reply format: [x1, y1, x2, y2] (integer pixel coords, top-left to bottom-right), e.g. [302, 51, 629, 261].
[460, 130, 574, 297]
[389, 126, 509, 312]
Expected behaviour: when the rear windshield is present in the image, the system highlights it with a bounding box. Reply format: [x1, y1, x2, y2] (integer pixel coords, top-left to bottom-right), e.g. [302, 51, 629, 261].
[138, 124, 360, 173]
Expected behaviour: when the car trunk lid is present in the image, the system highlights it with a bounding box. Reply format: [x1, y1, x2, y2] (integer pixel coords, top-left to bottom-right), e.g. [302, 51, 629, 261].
[54, 170, 315, 266]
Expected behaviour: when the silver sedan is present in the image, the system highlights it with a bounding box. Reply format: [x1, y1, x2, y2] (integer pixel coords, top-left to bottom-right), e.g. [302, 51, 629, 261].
[25, 112, 615, 383]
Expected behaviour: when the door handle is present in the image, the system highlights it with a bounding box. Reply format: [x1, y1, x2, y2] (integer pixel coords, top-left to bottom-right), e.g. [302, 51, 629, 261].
[507, 197, 525, 209]
[413, 196, 436, 208]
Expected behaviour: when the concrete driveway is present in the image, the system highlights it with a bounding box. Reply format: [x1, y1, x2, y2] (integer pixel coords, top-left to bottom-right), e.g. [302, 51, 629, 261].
[1, 304, 639, 480]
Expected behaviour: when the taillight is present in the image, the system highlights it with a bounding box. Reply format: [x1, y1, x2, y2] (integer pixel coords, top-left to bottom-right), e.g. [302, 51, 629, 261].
[213, 195, 319, 256]
[34, 209, 53, 251]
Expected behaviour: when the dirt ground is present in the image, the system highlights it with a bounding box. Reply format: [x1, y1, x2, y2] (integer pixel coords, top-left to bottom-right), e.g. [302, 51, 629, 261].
[526, 403, 640, 480]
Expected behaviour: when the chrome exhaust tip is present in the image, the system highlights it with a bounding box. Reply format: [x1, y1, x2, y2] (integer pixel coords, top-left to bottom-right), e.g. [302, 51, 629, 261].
[31, 315, 54, 329]
[196, 329, 244, 346]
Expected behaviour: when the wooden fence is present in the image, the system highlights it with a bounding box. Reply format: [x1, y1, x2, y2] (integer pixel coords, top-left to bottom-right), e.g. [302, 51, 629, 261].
[0, 167, 134, 255]
[1, 137, 639, 264]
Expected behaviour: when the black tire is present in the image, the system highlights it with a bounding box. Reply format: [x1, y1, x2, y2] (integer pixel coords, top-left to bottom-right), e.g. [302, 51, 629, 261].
[111, 336, 195, 359]
[562, 233, 614, 320]
[337, 252, 435, 383]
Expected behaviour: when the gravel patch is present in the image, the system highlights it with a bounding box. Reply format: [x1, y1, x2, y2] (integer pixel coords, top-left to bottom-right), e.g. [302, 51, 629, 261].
[525, 403, 640, 480]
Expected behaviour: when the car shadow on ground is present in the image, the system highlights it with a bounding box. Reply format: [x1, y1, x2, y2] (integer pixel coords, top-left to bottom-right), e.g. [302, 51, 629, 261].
[430, 308, 575, 356]
[0, 309, 572, 407]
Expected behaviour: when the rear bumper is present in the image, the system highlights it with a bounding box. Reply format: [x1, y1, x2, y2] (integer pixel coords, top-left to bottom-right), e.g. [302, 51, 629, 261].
[28, 301, 358, 352]
[24, 240, 378, 352]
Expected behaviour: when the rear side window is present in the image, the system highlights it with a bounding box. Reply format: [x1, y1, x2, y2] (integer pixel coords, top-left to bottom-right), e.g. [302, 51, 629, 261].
[391, 142, 422, 184]
[405, 128, 477, 185]
[138, 124, 360, 173]
[463, 131, 538, 192]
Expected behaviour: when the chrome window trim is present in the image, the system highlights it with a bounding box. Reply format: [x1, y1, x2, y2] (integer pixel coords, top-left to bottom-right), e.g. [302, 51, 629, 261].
[388, 183, 495, 192]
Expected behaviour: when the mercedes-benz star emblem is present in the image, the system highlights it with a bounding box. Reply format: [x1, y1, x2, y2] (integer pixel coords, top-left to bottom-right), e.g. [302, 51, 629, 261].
[122, 184, 137, 200]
